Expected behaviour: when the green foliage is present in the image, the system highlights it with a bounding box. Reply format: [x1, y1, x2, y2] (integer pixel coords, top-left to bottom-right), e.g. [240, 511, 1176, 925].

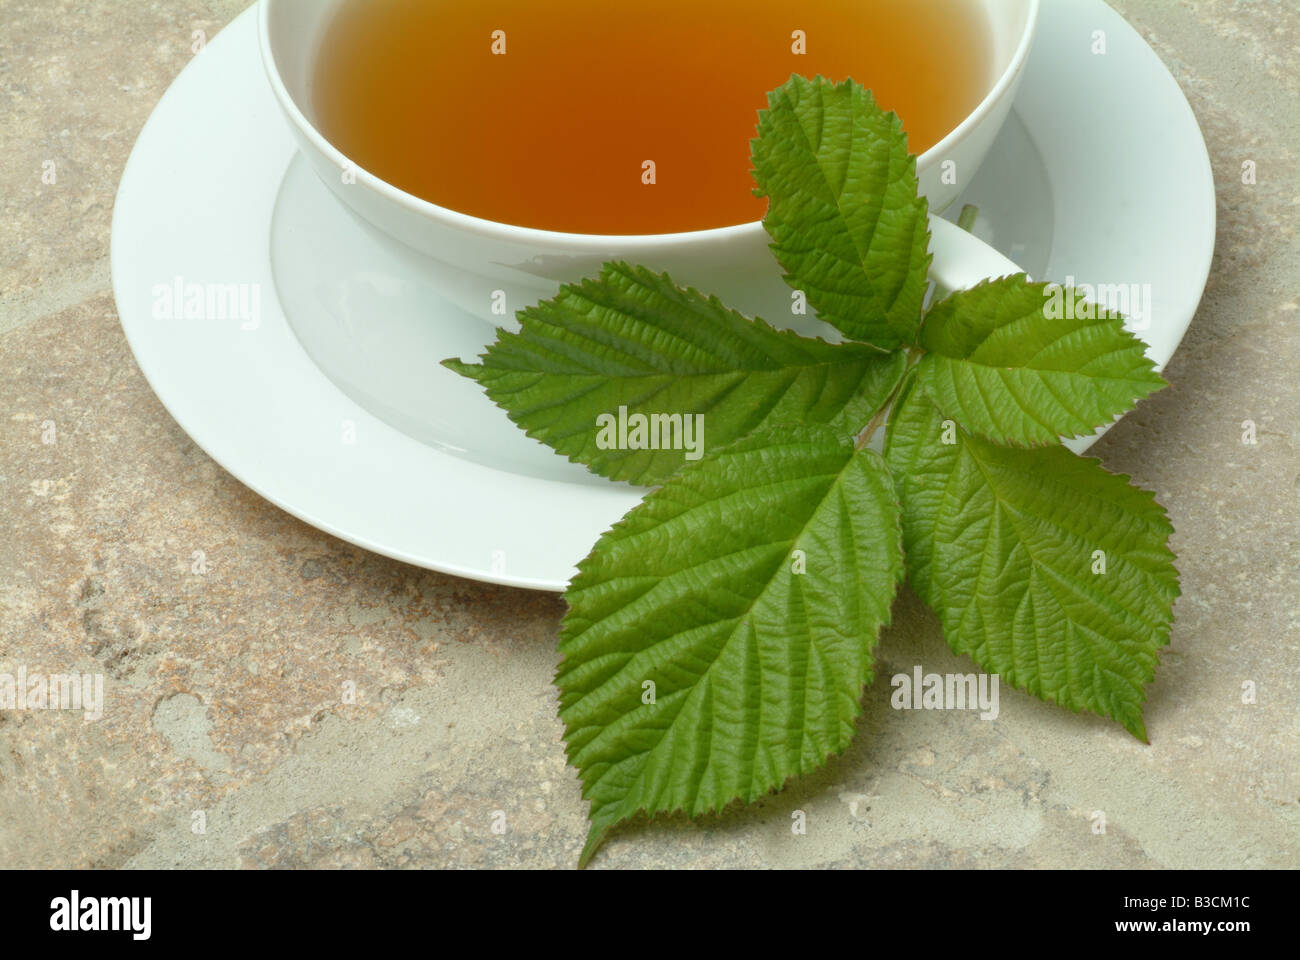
[751, 76, 932, 351]
[558, 428, 902, 865]
[884, 378, 1179, 741]
[915, 275, 1167, 447]
[447, 76, 1179, 864]
[446, 263, 905, 487]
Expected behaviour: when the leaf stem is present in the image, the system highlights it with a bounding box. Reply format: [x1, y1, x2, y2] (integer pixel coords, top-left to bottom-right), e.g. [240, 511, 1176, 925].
[856, 347, 925, 450]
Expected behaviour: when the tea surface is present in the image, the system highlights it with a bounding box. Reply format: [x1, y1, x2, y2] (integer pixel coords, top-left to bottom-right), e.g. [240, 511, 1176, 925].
[314, 0, 990, 233]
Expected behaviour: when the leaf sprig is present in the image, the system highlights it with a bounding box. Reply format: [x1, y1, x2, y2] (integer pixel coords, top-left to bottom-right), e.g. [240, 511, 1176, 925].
[447, 76, 1179, 866]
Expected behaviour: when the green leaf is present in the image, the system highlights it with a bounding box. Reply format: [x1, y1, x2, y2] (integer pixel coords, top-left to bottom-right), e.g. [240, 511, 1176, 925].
[915, 275, 1167, 447]
[558, 426, 903, 864]
[445, 262, 906, 486]
[751, 75, 931, 351]
[884, 382, 1179, 741]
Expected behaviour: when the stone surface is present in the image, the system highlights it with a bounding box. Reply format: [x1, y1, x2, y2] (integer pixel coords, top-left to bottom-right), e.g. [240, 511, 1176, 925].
[0, 1, 1297, 869]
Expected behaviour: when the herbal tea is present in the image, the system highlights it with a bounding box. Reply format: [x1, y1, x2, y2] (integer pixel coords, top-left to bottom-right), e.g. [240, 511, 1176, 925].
[314, 0, 990, 234]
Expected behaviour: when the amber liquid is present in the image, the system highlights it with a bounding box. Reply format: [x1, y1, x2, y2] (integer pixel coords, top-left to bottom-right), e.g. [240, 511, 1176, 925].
[314, 0, 990, 234]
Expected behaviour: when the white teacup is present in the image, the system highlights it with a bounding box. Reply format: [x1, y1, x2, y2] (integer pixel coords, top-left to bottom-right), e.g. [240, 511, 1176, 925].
[260, 0, 1038, 327]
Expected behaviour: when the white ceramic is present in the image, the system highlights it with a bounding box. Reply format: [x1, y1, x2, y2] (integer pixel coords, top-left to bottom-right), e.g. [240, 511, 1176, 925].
[259, 0, 1039, 326]
[112, 0, 1215, 590]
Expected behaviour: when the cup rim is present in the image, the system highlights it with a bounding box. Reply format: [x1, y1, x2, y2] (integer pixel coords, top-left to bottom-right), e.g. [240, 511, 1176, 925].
[259, 0, 1040, 249]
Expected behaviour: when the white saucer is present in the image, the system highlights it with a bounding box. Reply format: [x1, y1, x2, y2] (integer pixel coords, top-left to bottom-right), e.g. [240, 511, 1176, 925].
[111, 0, 1215, 592]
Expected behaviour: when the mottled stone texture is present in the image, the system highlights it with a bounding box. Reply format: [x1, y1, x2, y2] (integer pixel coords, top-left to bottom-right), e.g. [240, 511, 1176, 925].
[1, 1, 1297, 869]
